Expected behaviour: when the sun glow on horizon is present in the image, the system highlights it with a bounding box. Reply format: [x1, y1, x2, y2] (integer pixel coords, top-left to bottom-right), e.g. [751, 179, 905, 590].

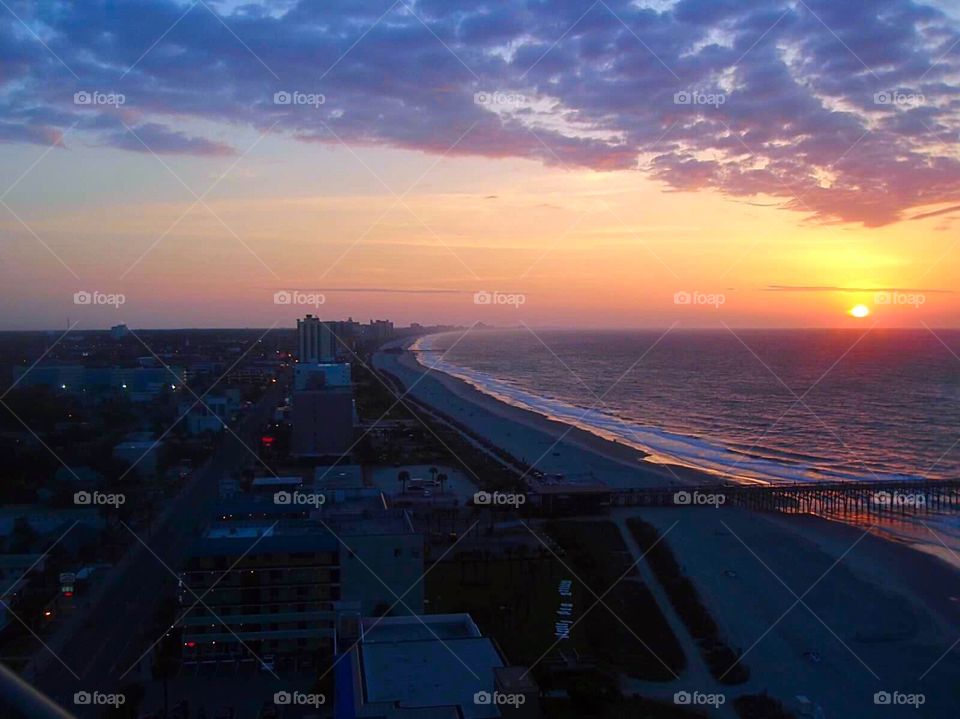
[849, 304, 871, 318]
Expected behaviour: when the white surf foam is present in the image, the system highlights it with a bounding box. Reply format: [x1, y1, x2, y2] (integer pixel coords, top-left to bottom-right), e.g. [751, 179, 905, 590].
[411, 333, 924, 486]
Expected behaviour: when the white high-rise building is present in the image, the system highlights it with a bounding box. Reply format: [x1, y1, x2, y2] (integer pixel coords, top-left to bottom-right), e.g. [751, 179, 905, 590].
[297, 314, 336, 362]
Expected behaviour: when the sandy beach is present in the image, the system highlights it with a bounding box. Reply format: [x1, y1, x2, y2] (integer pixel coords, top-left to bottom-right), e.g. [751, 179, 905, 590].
[375, 340, 714, 489]
[374, 339, 960, 716]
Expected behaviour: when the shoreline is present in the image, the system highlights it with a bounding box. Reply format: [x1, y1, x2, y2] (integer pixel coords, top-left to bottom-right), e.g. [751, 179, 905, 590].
[378, 339, 717, 489]
[407, 330, 951, 486]
[373, 336, 960, 578]
[381, 334, 960, 573]
[373, 337, 960, 715]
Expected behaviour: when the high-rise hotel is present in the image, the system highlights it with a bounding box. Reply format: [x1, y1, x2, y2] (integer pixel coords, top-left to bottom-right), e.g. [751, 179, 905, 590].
[297, 313, 337, 363]
[293, 314, 356, 458]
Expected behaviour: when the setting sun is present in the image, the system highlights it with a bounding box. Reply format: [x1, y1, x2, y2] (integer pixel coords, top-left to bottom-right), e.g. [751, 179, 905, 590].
[849, 304, 871, 318]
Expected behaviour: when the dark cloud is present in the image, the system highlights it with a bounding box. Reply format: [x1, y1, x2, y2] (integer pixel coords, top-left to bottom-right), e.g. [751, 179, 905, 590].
[100, 122, 236, 156]
[0, 120, 65, 146]
[1, 0, 959, 225]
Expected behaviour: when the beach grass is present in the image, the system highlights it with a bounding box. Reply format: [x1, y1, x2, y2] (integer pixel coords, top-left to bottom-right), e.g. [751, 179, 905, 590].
[627, 518, 750, 685]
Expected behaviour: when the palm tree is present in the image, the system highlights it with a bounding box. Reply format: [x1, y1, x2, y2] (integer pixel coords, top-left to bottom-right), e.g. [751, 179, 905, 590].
[398, 470, 410, 494]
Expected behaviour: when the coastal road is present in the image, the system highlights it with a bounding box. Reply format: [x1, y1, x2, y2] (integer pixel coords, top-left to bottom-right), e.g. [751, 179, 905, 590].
[28, 384, 283, 715]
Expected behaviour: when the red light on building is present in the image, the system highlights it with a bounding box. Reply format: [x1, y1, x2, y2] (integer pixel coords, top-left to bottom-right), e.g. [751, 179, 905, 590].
[261, 436, 274, 446]
[184, 641, 197, 648]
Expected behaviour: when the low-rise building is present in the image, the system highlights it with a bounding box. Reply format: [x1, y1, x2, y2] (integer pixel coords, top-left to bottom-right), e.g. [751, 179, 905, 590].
[0, 508, 105, 538]
[12, 365, 184, 401]
[337, 614, 539, 718]
[250, 476, 303, 497]
[291, 365, 356, 458]
[524, 474, 611, 516]
[178, 392, 242, 435]
[178, 509, 423, 663]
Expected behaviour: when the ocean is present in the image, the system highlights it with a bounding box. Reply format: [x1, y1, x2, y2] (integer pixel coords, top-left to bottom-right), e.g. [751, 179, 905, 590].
[416, 328, 960, 485]
[413, 327, 960, 564]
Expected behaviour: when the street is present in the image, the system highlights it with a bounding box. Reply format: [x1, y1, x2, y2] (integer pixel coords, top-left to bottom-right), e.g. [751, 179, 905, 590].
[29, 384, 283, 715]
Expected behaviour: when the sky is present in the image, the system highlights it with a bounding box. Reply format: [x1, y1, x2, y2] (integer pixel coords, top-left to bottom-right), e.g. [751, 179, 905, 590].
[1, 0, 959, 329]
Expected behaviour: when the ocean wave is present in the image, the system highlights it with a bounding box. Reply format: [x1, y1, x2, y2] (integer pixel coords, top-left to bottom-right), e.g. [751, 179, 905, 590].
[412, 333, 924, 486]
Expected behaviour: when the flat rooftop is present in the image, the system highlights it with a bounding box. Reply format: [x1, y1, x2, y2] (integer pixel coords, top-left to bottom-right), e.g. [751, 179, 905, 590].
[213, 515, 413, 536]
[191, 513, 416, 558]
[206, 524, 277, 540]
[362, 614, 482, 644]
[314, 464, 365, 489]
[214, 498, 314, 519]
[214, 492, 388, 523]
[361, 638, 502, 719]
[251, 476, 303, 487]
